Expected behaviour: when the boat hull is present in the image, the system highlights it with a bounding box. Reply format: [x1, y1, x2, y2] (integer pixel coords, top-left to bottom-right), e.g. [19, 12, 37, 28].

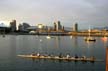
[84, 37, 96, 42]
[17, 55, 103, 62]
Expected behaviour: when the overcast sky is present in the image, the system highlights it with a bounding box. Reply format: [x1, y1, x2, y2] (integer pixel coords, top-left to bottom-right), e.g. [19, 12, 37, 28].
[0, 0, 108, 29]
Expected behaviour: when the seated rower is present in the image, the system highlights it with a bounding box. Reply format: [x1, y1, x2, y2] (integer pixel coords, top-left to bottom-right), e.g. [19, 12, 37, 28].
[66, 54, 70, 58]
[37, 53, 40, 57]
[43, 54, 48, 57]
[59, 53, 62, 58]
[82, 56, 86, 60]
[90, 56, 95, 60]
[75, 54, 78, 59]
[32, 53, 36, 56]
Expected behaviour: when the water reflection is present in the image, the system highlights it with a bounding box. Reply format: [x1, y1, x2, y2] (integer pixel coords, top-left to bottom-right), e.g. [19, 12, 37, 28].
[101, 37, 107, 42]
[72, 36, 78, 48]
[85, 41, 95, 48]
[84, 41, 96, 57]
[9, 35, 17, 70]
[0, 35, 105, 71]
[101, 37, 108, 48]
[55, 36, 61, 48]
[36, 36, 43, 53]
[9, 35, 16, 57]
[71, 36, 79, 56]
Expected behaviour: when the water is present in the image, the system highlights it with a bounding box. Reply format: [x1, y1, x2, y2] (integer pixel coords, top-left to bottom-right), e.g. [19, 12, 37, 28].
[0, 35, 106, 71]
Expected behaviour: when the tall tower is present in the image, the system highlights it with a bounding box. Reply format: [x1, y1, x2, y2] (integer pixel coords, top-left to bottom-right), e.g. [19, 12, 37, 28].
[54, 22, 56, 31]
[56, 21, 62, 31]
[10, 20, 16, 32]
[73, 22, 78, 32]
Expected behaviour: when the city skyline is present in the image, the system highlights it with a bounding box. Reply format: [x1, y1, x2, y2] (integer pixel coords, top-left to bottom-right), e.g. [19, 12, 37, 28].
[0, 0, 108, 29]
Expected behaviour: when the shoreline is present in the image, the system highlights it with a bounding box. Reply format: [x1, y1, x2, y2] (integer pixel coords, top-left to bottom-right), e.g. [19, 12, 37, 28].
[1, 32, 108, 37]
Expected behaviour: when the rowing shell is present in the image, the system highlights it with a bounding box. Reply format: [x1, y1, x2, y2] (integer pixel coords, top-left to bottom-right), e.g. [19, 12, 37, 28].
[17, 55, 104, 62]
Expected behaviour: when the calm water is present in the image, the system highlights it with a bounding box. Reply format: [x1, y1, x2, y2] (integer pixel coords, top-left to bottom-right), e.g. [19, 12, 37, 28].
[0, 35, 106, 71]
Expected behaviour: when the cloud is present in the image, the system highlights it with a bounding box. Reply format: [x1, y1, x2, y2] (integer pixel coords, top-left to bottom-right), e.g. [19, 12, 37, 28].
[0, 0, 107, 29]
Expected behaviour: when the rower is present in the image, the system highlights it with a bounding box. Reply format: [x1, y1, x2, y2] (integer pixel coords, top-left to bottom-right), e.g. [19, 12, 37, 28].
[82, 56, 86, 60]
[32, 53, 36, 56]
[59, 53, 62, 58]
[75, 54, 78, 59]
[66, 54, 70, 58]
[90, 56, 95, 60]
[37, 53, 40, 57]
[43, 53, 48, 57]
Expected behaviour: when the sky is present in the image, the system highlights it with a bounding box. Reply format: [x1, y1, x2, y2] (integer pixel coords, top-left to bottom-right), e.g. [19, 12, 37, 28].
[0, 0, 108, 29]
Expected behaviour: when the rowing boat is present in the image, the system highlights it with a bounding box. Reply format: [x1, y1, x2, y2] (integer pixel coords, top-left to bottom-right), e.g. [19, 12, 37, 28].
[17, 54, 103, 62]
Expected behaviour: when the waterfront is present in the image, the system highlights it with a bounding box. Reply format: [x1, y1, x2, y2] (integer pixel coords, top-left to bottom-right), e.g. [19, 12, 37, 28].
[0, 35, 106, 71]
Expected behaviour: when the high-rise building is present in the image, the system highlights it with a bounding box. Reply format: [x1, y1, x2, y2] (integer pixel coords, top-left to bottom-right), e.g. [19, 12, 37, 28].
[62, 26, 64, 31]
[73, 23, 78, 32]
[54, 22, 56, 31]
[10, 20, 16, 32]
[18, 24, 23, 31]
[56, 21, 62, 31]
